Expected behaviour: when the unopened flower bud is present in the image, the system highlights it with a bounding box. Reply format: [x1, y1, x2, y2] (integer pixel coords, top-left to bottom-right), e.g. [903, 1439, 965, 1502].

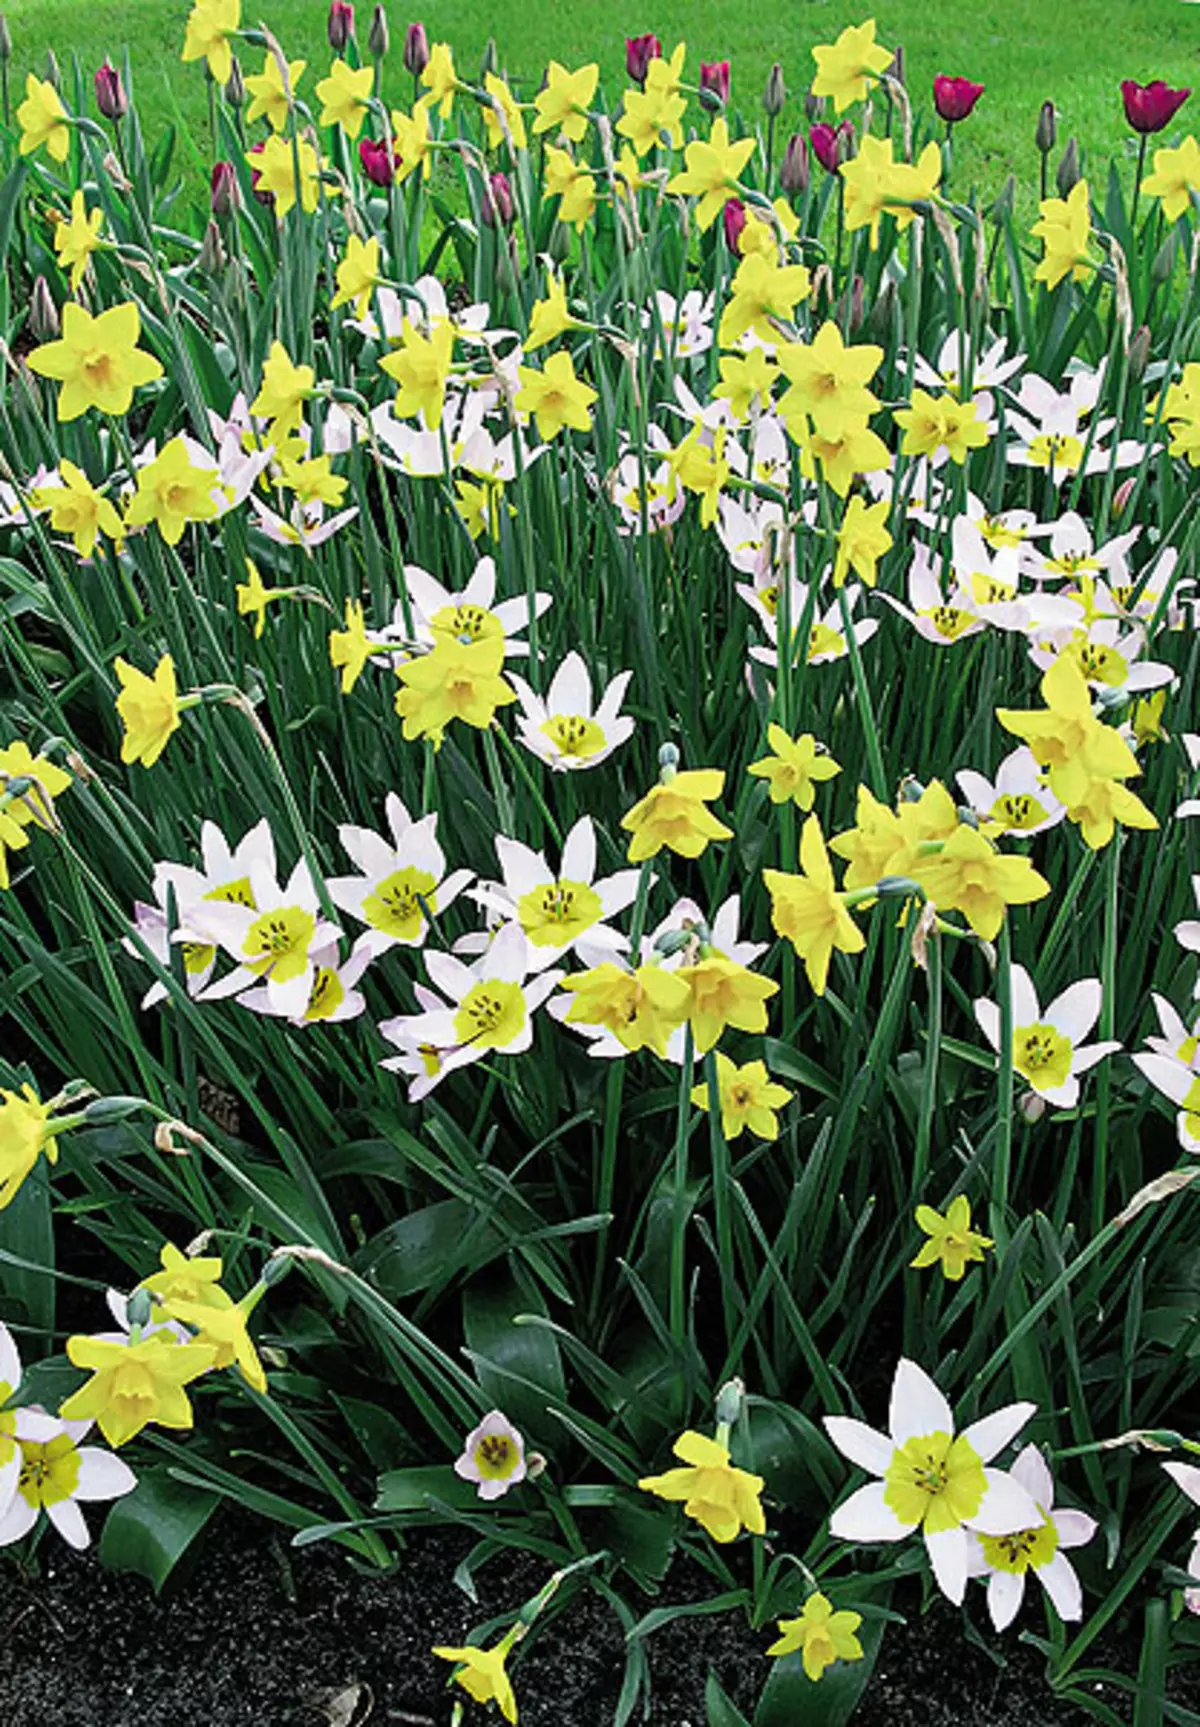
[715, 1378, 745, 1426]
[1112, 475, 1137, 515]
[30, 275, 59, 342]
[698, 60, 730, 111]
[625, 34, 661, 87]
[839, 272, 865, 334]
[479, 36, 498, 82]
[865, 277, 896, 345]
[368, 2, 389, 61]
[481, 169, 514, 228]
[328, 0, 355, 52]
[526, 1451, 548, 1480]
[722, 196, 747, 252]
[225, 53, 246, 108]
[44, 49, 61, 90]
[763, 61, 786, 117]
[1035, 99, 1057, 156]
[404, 21, 429, 78]
[94, 58, 127, 119]
[1018, 1088, 1047, 1125]
[658, 741, 680, 773]
[0, 15, 11, 64]
[358, 135, 395, 186]
[780, 132, 809, 195]
[83, 1095, 145, 1124]
[126, 1288, 153, 1330]
[1152, 228, 1178, 285]
[804, 90, 825, 124]
[198, 218, 226, 275]
[1128, 323, 1151, 384]
[1056, 135, 1081, 197]
[263, 1252, 294, 1288]
[210, 158, 238, 216]
[886, 44, 905, 88]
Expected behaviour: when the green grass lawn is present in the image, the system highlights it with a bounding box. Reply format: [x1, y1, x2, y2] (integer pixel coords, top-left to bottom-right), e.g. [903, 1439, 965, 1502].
[5, 0, 1199, 216]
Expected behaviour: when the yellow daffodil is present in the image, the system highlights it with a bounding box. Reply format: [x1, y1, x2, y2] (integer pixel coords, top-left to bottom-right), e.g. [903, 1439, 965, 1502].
[1064, 774, 1159, 851]
[543, 145, 597, 229]
[811, 20, 892, 113]
[432, 1642, 518, 1724]
[27, 301, 164, 422]
[514, 351, 597, 440]
[181, 0, 241, 86]
[249, 133, 321, 218]
[996, 653, 1140, 805]
[763, 814, 865, 995]
[1141, 136, 1200, 224]
[713, 348, 779, 421]
[533, 61, 599, 144]
[621, 768, 732, 862]
[164, 1295, 268, 1394]
[841, 136, 941, 249]
[61, 1331, 217, 1448]
[379, 317, 456, 426]
[718, 250, 812, 347]
[767, 1593, 864, 1680]
[639, 1430, 766, 1543]
[277, 453, 347, 509]
[911, 1196, 993, 1281]
[676, 954, 778, 1054]
[124, 437, 224, 545]
[562, 961, 692, 1057]
[616, 70, 687, 156]
[666, 117, 756, 231]
[394, 637, 517, 742]
[53, 191, 104, 292]
[391, 100, 435, 184]
[910, 825, 1050, 941]
[244, 51, 306, 131]
[237, 559, 284, 638]
[140, 1242, 231, 1314]
[481, 71, 527, 152]
[525, 271, 583, 352]
[17, 75, 70, 163]
[250, 341, 315, 439]
[833, 495, 893, 587]
[30, 460, 123, 560]
[330, 233, 381, 319]
[691, 1055, 794, 1141]
[1032, 180, 1093, 289]
[0, 1084, 61, 1209]
[421, 42, 459, 119]
[329, 599, 390, 693]
[114, 654, 182, 769]
[748, 728, 841, 810]
[315, 57, 373, 138]
[894, 390, 989, 465]
[777, 320, 882, 443]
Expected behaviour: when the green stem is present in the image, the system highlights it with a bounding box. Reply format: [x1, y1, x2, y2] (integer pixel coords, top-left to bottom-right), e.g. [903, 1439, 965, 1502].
[1092, 838, 1120, 1239]
[669, 1028, 696, 1345]
[990, 920, 1014, 1253]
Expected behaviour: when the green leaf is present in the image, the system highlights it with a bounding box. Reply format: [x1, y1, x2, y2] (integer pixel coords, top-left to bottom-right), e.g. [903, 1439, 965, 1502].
[374, 1464, 488, 1512]
[98, 1466, 220, 1593]
[707, 1671, 753, 1727]
[354, 1198, 504, 1297]
[462, 1271, 566, 1438]
[0, 1166, 54, 1341]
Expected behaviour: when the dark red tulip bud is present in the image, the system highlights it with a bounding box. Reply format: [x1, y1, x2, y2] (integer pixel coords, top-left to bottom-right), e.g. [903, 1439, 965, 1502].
[933, 74, 985, 124]
[404, 21, 429, 78]
[482, 170, 514, 228]
[358, 136, 396, 186]
[1035, 100, 1057, 156]
[780, 132, 810, 195]
[625, 34, 661, 87]
[1120, 79, 1191, 135]
[809, 120, 854, 173]
[722, 197, 747, 252]
[699, 60, 731, 108]
[328, 1, 355, 52]
[94, 59, 127, 120]
[368, 3, 389, 61]
[210, 159, 238, 216]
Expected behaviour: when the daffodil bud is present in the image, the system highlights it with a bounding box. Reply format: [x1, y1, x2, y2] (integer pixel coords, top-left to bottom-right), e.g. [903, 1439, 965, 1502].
[875, 874, 921, 898]
[44, 48, 61, 91]
[368, 2, 389, 61]
[864, 277, 896, 345]
[763, 61, 786, 118]
[30, 275, 60, 342]
[264, 1252, 295, 1288]
[480, 36, 498, 81]
[658, 740, 680, 780]
[198, 218, 226, 275]
[225, 53, 246, 108]
[1152, 228, 1177, 285]
[126, 1288, 153, 1330]
[780, 132, 809, 195]
[1035, 99, 1057, 157]
[899, 776, 926, 802]
[715, 1378, 745, 1426]
[84, 1096, 146, 1123]
[1055, 136, 1081, 197]
[0, 16, 11, 64]
[1128, 323, 1152, 384]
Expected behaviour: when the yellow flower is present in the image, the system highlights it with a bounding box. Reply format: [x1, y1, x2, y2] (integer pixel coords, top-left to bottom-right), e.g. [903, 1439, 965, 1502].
[1141, 136, 1200, 224]
[691, 1054, 793, 1140]
[244, 51, 306, 131]
[811, 20, 892, 112]
[676, 954, 778, 1054]
[667, 117, 756, 231]
[543, 146, 597, 229]
[391, 100, 435, 184]
[911, 1196, 993, 1281]
[27, 301, 164, 422]
[278, 453, 346, 509]
[621, 768, 732, 862]
[514, 351, 597, 441]
[421, 42, 459, 119]
[0, 1084, 61, 1209]
[0, 808, 29, 893]
[140, 1242, 231, 1314]
[748, 727, 841, 810]
[329, 598, 389, 694]
[840, 136, 942, 250]
[713, 348, 779, 421]
[30, 459, 123, 560]
[61, 1331, 217, 1448]
[894, 389, 989, 465]
[236, 558, 285, 639]
[718, 250, 812, 347]
[54, 191, 104, 292]
[533, 61, 599, 144]
[114, 654, 182, 769]
[561, 962, 692, 1057]
[250, 341, 315, 439]
[379, 317, 456, 426]
[316, 58, 374, 138]
[0, 739, 72, 842]
[833, 495, 892, 588]
[767, 1593, 864, 1680]
[763, 814, 865, 995]
[17, 75, 70, 163]
[1132, 689, 1167, 748]
[1032, 180, 1093, 290]
[481, 71, 528, 152]
[639, 1430, 766, 1543]
[525, 271, 583, 352]
[164, 1296, 268, 1394]
[330, 233, 381, 320]
[249, 133, 321, 219]
[996, 653, 1140, 805]
[1064, 775, 1159, 851]
[616, 71, 687, 156]
[663, 429, 730, 527]
[432, 1643, 517, 1725]
[777, 320, 882, 443]
[124, 437, 224, 545]
[181, 0, 241, 86]
[910, 825, 1050, 941]
[394, 637, 517, 743]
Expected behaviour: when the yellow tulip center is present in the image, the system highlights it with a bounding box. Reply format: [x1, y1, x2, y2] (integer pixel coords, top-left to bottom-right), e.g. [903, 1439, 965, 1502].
[362, 867, 438, 941]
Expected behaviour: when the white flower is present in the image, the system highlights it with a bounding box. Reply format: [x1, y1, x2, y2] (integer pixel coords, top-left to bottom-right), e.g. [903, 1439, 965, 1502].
[1028, 619, 1173, 697]
[644, 289, 715, 360]
[1162, 1463, 1200, 1614]
[823, 1357, 1040, 1604]
[509, 652, 634, 772]
[188, 858, 341, 1018]
[866, 456, 948, 528]
[471, 817, 640, 971]
[398, 555, 550, 658]
[956, 747, 1065, 838]
[0, 1324, 56, 1519]
[975, 964, 1120, 1108]
[911, 331, 1026, 395]
[966, 1445, 1096, 1630]
[718, 494, 792, 580]
[378, 924, 562, 1101]
[878, 545, 986, 646]
[1025, 510, 1140, 588]
[239, 937, 373, 1025]
[1006, 367, 1145, 483]
[1173, 877, 1200, 976]
[608, 448, 687, 536]
[1143, 993, 1200, 1067]
[453, 1410, 528, 1501]
[327, 794, 473, 960]
[1131, 1050, 1200, 1153]
[250, 495, 359, 551]
[749, 583, 877, 669]
[0, 1409, 136, 1551]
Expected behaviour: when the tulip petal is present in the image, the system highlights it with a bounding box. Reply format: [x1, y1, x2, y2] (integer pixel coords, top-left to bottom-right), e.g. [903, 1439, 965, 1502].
[829, 1479, 912, 1542]
[889, 1359, 953, 1445]
[960, 1401, 1036, 1464]
[1037, 1551, 1083, 1621]
[822, 1417, 893, 1477]
[925, 1524, 969, 1603]
[987, 1567, 1025, 1631]
[969, 1468, 1042, 1536]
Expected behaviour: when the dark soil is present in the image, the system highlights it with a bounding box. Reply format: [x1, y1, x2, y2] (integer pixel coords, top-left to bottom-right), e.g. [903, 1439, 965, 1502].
[0, 1511, 1190, 1726]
